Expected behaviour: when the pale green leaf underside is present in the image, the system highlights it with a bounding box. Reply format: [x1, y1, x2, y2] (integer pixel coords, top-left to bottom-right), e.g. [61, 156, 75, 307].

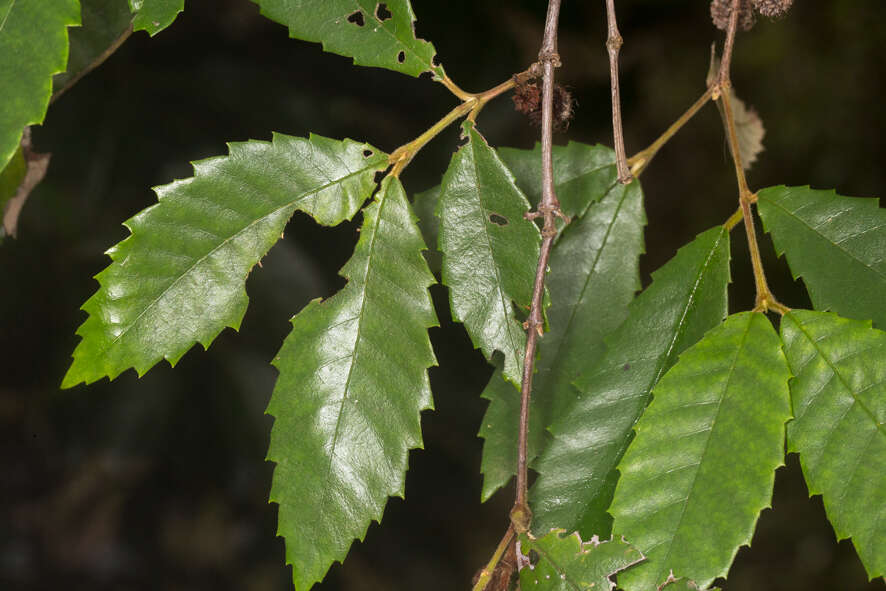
[437, 122, 540, 386]
[518, 530, 643, 591]
[253, 0, 443, 79]
[498, 142, 618, 219]
[267, 177, 437, 590]
[479, 172, 645, 502]
[611, 312, 791, 590]
[0, 0, 80, 170]
[129, 0, 184, 36]
[757, 185, 886, 328]
[63, 133, 388, 387]
[530, 226, 731, 537]
[780, 310, 885, 578]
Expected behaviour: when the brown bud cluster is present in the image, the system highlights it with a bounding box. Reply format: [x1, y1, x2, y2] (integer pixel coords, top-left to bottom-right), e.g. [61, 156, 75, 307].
[710, 0, 793, 31]
[710, 0, 756, 31]
[512, 80, 575, 131]
[752, 0, 793, 18]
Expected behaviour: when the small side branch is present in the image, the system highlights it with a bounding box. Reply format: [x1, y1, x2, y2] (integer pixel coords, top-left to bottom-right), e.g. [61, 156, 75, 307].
[604, 0, 632, 184]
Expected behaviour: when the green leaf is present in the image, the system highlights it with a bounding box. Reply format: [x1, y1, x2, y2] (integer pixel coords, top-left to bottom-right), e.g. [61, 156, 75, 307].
[54, 0, 133, 94]
[478, 175, 645, 501]
[253, 0, 444, 79]
[517, 529, 643, 591]
[757, 185, 886, 328]
[610, 312, 792, 590]
[437, 121, 540, 386]
[530, 226, 731, 537]
[498, 142, 618, 218]
[0, 0, 80, 170]
[780, 310, 886, 578]
[412, 184, 441, 272]
[63, 134, 389, 387]
[267, 176, 437, 590]
[129, 0, 183, 36]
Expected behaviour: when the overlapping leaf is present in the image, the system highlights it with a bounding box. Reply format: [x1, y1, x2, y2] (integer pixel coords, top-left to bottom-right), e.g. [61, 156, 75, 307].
[63, 134, 389, 387]
[780, 310, 885, 578]
[129, 0, 184, 36]
[253, 0, 444, 79]
[517, 530, 643, 591]
[0, 0, 80, 170]
[610, 312, 791, 590]
[757, 185, 886, 328]
[530, 226, 731, 537]
[267, 176, 437, 590]
[479, 173, 645, 501]
[498, 142, 619, 218]
[54, 0, 134, 95]
[437, 121, 540, 386]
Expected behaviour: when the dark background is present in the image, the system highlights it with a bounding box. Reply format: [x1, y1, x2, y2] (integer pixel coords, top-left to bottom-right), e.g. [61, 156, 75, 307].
[2, 0, 884, 589]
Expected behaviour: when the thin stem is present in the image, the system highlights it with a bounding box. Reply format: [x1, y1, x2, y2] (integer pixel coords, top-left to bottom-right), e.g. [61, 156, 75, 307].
[50, 26, 134, 105]
[627, 86, 714, 177]
[718, 0, 741, 89]
[513, 0, 565, 532]
[471, 526, 515, 591]
[723, 206, 744, 231]
[388, 68, 535, 177]
[716, 9, 787, 315]
[388, 99, 476, 176]
[604, 0, 631, 184]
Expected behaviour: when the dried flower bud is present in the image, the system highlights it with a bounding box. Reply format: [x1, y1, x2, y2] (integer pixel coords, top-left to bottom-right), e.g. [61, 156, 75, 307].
[512, 81, 575, 131]
[752, 0, 793, 18]
[710, 0, 756, 31]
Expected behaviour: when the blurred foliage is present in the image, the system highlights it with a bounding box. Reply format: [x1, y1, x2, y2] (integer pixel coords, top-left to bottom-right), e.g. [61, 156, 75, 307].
[1, 0, 884, 589]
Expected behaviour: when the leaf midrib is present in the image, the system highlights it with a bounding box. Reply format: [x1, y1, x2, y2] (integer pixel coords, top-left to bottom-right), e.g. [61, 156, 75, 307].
[762, 194, 886, 282]
[0, 0, 16, 34]
[467, 134, 528, 380]
[319, 181, 392, 525]
[789, 314, 886, 439]
[652, 314, 754, 585]
[103, 162, 376, 355]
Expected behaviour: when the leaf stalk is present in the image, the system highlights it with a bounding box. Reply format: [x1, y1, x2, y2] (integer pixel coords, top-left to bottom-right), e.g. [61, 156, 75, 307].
[715, 1, 788, 315]
[471, 526, 515, 591]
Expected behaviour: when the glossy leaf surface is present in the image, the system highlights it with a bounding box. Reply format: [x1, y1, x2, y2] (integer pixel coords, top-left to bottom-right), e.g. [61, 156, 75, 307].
[530, 226, 731, 536]
[780, 310, 885, 578]
[517, 530, 643, 591]
[54, 0, 133, 94]
[267, 177, 437, 590]
[63, 134, 388, 387]
[660, 578, 720, 591]
[611, 312, 791, 590]
[757, 185, 886, 328]
[129, 0, 184, 36]
[498, 142, 618, 218]
[437, 122, 540, 386]
[479, 173, 645, 501]
[253, 0, 443, 79]
[0, 0, 80, 170]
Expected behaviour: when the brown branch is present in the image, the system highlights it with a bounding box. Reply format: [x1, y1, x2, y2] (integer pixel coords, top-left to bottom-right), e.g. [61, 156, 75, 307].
[604, 0, 632, 184]
[512, 0, 566, 534]
[717, 0, 741, 89]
